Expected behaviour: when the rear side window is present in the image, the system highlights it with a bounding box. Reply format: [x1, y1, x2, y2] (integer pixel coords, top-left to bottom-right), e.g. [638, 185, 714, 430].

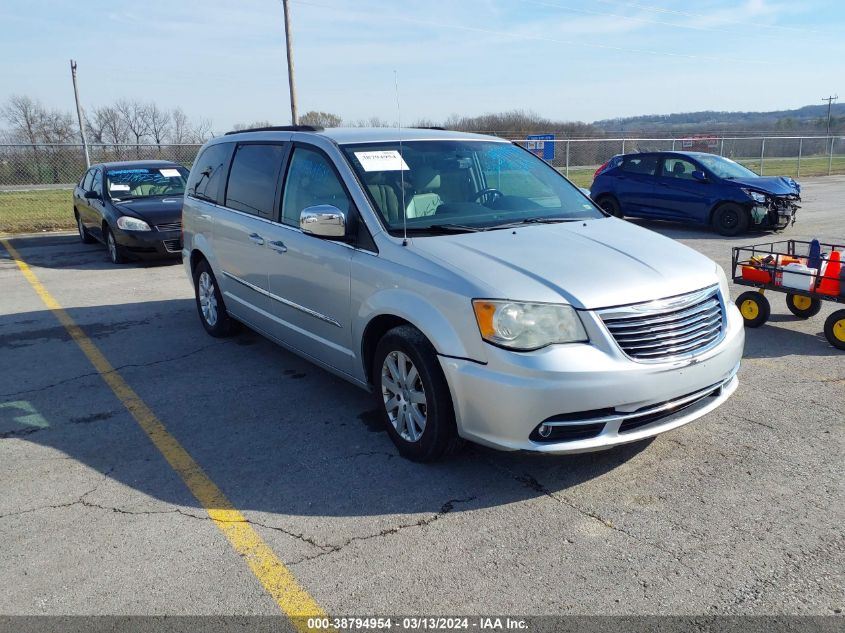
[621, 155, 658, 176]
[224, 144, 286, 219]
[82, 169, 95, 190]
[187, 143, 233, 204]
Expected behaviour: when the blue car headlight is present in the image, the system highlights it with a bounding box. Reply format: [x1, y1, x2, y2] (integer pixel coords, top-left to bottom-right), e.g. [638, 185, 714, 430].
[741, 188, 767, 205]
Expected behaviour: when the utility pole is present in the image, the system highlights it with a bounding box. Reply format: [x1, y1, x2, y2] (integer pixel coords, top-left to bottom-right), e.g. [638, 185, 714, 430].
[822, 94, 838, 137]
[282, 0, 298, 125]
[70, 60, 91, 168]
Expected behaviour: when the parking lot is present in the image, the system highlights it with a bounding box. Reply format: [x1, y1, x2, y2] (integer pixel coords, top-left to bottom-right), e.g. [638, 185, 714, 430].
[1, 177, 842, 619]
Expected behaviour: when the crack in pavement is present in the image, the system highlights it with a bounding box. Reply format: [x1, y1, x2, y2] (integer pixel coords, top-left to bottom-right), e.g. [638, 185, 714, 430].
[0, 340, 232, 399]
[287, 496, 478, 566]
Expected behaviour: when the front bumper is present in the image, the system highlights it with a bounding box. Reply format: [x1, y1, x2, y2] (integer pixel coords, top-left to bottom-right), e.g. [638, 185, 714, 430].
[439, 302, 745, 454]
[115, 228, 182, 259]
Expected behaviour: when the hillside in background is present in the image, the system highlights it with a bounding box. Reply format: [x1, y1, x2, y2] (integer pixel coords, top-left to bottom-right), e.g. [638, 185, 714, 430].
[593, 103, 845, 136]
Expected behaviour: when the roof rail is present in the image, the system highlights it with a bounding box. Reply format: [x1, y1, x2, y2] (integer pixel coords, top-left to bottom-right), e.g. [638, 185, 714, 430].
[224, 125, 323, 135]
[414, 126, 446, 131]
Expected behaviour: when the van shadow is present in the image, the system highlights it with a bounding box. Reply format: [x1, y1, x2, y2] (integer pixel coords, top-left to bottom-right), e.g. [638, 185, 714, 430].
[625, 217, 776, 242]
[1, 295, 650, 520]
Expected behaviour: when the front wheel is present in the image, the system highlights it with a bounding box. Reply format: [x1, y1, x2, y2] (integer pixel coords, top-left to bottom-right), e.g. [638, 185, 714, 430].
[785, 293, 822, 319]
[736, 291, 770, 328]
[823, 309, 845, 350]
[104, 226, 126, 264]
[373, 325, 463, 462]
[712, 203, 749, 237]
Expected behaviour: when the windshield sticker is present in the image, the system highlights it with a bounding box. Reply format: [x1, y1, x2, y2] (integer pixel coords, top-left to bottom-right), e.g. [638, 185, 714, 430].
[109, 183, 131, 191]
[354, 150, 409, 172]
[159, 168, 182, 178]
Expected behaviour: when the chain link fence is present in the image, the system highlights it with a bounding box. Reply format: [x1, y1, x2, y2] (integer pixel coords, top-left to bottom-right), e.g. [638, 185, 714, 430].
[1, 137, 843, 233]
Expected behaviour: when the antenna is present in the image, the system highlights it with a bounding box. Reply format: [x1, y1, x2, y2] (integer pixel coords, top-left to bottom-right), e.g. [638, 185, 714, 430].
[394, 70, 408, 246]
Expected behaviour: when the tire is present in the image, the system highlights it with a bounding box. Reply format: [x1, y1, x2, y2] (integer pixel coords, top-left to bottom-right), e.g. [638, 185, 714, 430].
[712, 203, 750, 237]
[373, 325, 463, 462]
[193, 259, 237, 337]
[735, 291, 770, 328]
[597, 195, 623, 218]
[785, 293, 822, 319]
[76, 211, 94, 244]
[104, 225, 126, 264]
[823, 309, 845, 351]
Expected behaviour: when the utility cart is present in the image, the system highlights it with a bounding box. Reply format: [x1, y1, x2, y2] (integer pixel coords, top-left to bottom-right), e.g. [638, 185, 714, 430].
[731, 239, 845, 350]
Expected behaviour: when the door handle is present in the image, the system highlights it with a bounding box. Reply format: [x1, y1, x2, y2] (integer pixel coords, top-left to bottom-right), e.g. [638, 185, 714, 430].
[248, 233, 265, 245]
[268, 240, 288, 253]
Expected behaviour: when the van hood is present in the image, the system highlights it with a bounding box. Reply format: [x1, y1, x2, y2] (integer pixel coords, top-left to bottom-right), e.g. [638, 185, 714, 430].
[112, 196, 183, 224]
[411, 217, 718, 310]
[725, 176, 800, 196]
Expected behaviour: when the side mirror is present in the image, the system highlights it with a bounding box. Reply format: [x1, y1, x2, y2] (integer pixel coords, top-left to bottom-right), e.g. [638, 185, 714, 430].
[84, 190, 101, 200]
[691, 170, 708, 182]
[300, 204, 346, 239]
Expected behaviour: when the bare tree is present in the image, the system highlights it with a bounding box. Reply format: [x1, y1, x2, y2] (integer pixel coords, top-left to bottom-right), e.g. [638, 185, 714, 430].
[1, 95, 42, 145]
[231, 120, 274, 131]
[189, 118, 214, 143]
[147, 102, 171, 151]
[116, 99, 151, 156]
[171, 107, 190, 144]
[299, 111, 342, 127]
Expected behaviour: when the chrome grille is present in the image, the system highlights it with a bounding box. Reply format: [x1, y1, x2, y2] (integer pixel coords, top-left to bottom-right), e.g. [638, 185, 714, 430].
[599, 286, 724, 361]
[156, 221, 181, 232]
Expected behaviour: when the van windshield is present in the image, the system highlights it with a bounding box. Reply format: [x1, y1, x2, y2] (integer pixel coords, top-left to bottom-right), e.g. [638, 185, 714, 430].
[341, 140, 603, 234]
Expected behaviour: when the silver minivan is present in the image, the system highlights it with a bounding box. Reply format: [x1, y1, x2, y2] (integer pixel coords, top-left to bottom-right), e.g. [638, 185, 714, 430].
[182, 126, 744, 461]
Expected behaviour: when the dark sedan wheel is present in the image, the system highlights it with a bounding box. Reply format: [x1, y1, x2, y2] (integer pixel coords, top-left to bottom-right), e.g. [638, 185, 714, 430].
[76, 212, 94, 244]
[104, 226, 126, 264]
[712, 203, 749, 236]
[597, 196, 623, 218]
[373, 325, 463, 462]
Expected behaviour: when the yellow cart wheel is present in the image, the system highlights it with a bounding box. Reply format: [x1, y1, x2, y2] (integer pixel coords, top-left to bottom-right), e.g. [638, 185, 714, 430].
[736, 291, 770, 328]
[785, 293, 822, 319]
[823, 309, 845, 351]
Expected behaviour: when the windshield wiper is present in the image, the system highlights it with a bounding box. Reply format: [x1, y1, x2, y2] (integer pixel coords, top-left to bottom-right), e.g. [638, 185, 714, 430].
[399, 224, 484, 235]
[487, 217, 582, 229]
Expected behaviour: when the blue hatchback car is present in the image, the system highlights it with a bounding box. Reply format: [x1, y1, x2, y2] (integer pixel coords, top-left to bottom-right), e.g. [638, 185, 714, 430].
[590, 151, 801, 236]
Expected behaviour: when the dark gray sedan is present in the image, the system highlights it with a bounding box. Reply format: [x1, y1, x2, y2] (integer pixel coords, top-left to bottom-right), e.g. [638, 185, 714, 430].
[73, 160, 188, 263]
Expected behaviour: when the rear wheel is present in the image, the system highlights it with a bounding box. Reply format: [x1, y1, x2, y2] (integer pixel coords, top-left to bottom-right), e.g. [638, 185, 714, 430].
[104, 226, 126, 264]
[712, 203, 749, 236]
[597, 196, 623, 218]
[76, 211, 94, 244]
[736, 291, 770, 328]
[785, 293, 822, 319]
[193, 259, 237, 337]
[373, 325, 462, 462]
[823, 309, 845, 350]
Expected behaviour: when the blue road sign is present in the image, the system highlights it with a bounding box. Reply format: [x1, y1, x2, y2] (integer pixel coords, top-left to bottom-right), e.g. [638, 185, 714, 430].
[526, 134, 555, 161]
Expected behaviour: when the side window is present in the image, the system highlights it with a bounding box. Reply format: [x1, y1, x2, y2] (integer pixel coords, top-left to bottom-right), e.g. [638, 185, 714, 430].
[662, 158, 697, 180]
[281, 147, 352, 227]
[224, 144, 286, 219]
[187, 143, 233, 204]
[91, 169, 103, 196]
[621, 155, 658, 176]
[82, 169, 95, 190]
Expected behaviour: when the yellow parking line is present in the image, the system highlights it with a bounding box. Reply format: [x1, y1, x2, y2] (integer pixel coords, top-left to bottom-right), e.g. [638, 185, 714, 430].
[1, 238, 326, 628]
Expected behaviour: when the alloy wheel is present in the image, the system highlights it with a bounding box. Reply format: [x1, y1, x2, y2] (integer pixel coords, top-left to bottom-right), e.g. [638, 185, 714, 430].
[198, 271, 218, 327]
[381, 350, 427, 442]
[107, 231, 117, 262]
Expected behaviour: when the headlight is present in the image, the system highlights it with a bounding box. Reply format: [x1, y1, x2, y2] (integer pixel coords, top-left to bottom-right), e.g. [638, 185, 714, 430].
[716, 264, 731, 302]
[472, 300, 588, 350]
[116, 216, 151, 231]
[741, 188, 767, 205]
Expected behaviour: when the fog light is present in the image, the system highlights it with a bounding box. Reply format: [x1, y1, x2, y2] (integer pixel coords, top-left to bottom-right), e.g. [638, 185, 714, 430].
[538, 424, 552, 438]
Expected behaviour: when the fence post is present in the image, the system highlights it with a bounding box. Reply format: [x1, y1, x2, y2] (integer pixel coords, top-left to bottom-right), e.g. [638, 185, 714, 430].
[759, 138, 765, 175]
[621, 138, 626, 154]
[829, 137, 835, 176]
[671, 138, 676, 151]
[719, 138, 724, 156]
[565, 140, 570, 178]
[797, 137, 802, 177]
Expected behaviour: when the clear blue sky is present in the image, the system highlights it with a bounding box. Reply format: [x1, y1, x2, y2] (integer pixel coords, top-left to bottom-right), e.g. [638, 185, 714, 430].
[1, 0, 842, 132]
